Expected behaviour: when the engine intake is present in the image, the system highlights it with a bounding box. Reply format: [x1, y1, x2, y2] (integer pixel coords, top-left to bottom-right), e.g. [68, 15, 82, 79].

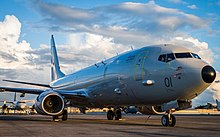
[35, 90, 64, 116]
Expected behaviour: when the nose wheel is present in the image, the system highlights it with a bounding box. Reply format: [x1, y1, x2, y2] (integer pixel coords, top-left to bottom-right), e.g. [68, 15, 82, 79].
[161, 114, 176, 127]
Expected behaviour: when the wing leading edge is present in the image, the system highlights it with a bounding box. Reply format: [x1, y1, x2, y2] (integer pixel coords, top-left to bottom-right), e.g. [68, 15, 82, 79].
[3, 79, 50, 88]
[0, 86, 89, 100]
[0, 86, 45, 94]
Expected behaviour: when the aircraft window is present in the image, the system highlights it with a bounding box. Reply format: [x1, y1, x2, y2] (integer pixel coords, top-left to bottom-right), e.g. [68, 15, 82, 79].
[158, 53, 175, 63]
[158, 54, 166, 62]
[191, 53, 201, 59]
[167, 53, 175, 62]
[175, 53, 192, 58]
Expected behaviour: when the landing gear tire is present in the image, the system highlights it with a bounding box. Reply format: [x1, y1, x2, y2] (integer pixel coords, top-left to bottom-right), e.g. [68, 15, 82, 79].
[115, 109, 122, 120]
[169, 114, 176, 127]
[161, 115, 169, 126]
[107, 110, 114, 120]
[161, 114, 176, 127]
[62, 109, 68, 121]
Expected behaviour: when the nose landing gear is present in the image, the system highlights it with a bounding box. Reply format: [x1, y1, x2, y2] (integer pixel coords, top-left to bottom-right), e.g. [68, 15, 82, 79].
[161, 110, 176, 127]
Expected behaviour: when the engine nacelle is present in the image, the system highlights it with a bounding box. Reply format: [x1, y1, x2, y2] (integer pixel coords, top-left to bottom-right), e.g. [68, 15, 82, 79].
[35, 90, 65, 116]
[137, 106, 165, 115]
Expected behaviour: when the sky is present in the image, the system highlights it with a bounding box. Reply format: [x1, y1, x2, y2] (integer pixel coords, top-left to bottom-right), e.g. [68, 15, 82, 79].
[0, 0, 219, 107]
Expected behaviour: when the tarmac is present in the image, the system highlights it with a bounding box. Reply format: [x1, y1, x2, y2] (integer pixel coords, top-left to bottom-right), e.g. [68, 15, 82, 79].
[0, 113, 220, 137]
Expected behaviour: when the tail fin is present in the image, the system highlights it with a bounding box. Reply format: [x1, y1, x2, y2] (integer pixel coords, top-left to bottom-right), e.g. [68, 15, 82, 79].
[51, 35, 65, 81]
[216, 99, 220, 111]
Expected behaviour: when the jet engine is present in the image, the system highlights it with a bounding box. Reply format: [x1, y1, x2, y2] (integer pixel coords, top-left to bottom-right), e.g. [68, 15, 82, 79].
[35, 90, 65, 116]
[137, 106, 165, 115]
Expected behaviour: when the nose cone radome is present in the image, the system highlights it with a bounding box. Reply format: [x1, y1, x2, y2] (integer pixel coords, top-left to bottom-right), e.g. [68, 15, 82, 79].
[201, 65, 216, 83]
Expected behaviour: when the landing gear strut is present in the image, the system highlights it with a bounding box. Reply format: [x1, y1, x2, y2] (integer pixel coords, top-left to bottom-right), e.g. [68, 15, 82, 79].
[107, 110, 114, 120]
[161, 110, 176, 127]
[115, 109, 122, 120]
[62, 109, 68, 121]
[107, 108, 122, 120]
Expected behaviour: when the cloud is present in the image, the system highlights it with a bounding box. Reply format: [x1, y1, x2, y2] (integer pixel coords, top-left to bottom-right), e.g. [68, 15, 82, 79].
[0, 15, 129, 81]
[0, 15, 48, 102]
[31, 1, 208, 46]
[28, 33, 129, 73]
[168, 0, 187, 4]
[187, 4, 198, 10]
[0, 15, 38, 69]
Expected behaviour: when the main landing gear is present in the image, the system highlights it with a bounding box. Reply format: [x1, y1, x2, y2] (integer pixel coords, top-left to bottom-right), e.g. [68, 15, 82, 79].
[52, 109, 68, 121]
[161, 110, 176, 127]
[107, 108, 122, 120]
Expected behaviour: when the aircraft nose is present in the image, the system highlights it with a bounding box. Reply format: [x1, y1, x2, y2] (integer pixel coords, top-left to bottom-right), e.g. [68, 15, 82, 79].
[201, 65, 216, 83]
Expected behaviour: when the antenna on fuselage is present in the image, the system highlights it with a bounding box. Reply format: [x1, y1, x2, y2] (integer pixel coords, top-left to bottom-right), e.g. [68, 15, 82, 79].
[131, 46, 133, 50]
[94, 64, 99, 68]
[14, 92, 16, 102]
[101, 61, 106, 65]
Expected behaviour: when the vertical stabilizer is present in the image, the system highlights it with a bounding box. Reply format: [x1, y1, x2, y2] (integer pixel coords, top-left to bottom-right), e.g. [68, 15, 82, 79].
[216, 99, 220, 111]
[51, 35, 65, 81]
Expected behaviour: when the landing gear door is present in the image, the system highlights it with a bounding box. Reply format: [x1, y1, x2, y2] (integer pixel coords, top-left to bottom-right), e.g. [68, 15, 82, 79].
[134, 51, 149, 81]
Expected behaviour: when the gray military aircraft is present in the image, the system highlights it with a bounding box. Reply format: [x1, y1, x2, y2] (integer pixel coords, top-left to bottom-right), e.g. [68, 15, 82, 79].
[0, 35, 216, 126]
[0, 92, 34, 114]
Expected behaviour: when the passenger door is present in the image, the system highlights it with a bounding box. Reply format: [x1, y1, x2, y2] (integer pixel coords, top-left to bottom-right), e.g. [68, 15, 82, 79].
[134, 51, 149, 81]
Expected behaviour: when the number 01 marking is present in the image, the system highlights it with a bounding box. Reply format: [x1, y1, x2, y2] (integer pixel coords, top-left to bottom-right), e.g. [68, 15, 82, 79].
[164, 77, 173, 87]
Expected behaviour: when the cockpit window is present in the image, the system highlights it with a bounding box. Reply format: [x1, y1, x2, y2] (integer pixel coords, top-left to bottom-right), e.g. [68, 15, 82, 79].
[158, 54, 166, 62]
[191, 53, 201, 59]
[175, 52, 192, 58]
[158, 53, 175, 63]
[167, 53, 175, 62]
[158, 52, 201, 63]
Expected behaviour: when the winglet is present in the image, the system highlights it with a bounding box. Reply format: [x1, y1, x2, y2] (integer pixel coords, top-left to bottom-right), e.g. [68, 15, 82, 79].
[51, 35, 65, 81]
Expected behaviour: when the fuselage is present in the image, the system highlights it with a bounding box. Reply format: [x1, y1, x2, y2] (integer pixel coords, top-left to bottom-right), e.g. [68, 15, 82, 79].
[50, 44, 216, 107]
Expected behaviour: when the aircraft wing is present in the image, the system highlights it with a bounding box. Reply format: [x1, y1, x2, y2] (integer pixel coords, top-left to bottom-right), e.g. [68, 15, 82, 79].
[0, 86, 89, 99]
[0, 86, 45, 94]
[3, 79, 50, 88]
[0, 101, 15, 104]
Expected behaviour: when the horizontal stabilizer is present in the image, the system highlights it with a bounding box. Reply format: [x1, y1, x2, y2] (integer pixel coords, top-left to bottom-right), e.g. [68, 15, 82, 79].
[3, 79, 50, 88]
